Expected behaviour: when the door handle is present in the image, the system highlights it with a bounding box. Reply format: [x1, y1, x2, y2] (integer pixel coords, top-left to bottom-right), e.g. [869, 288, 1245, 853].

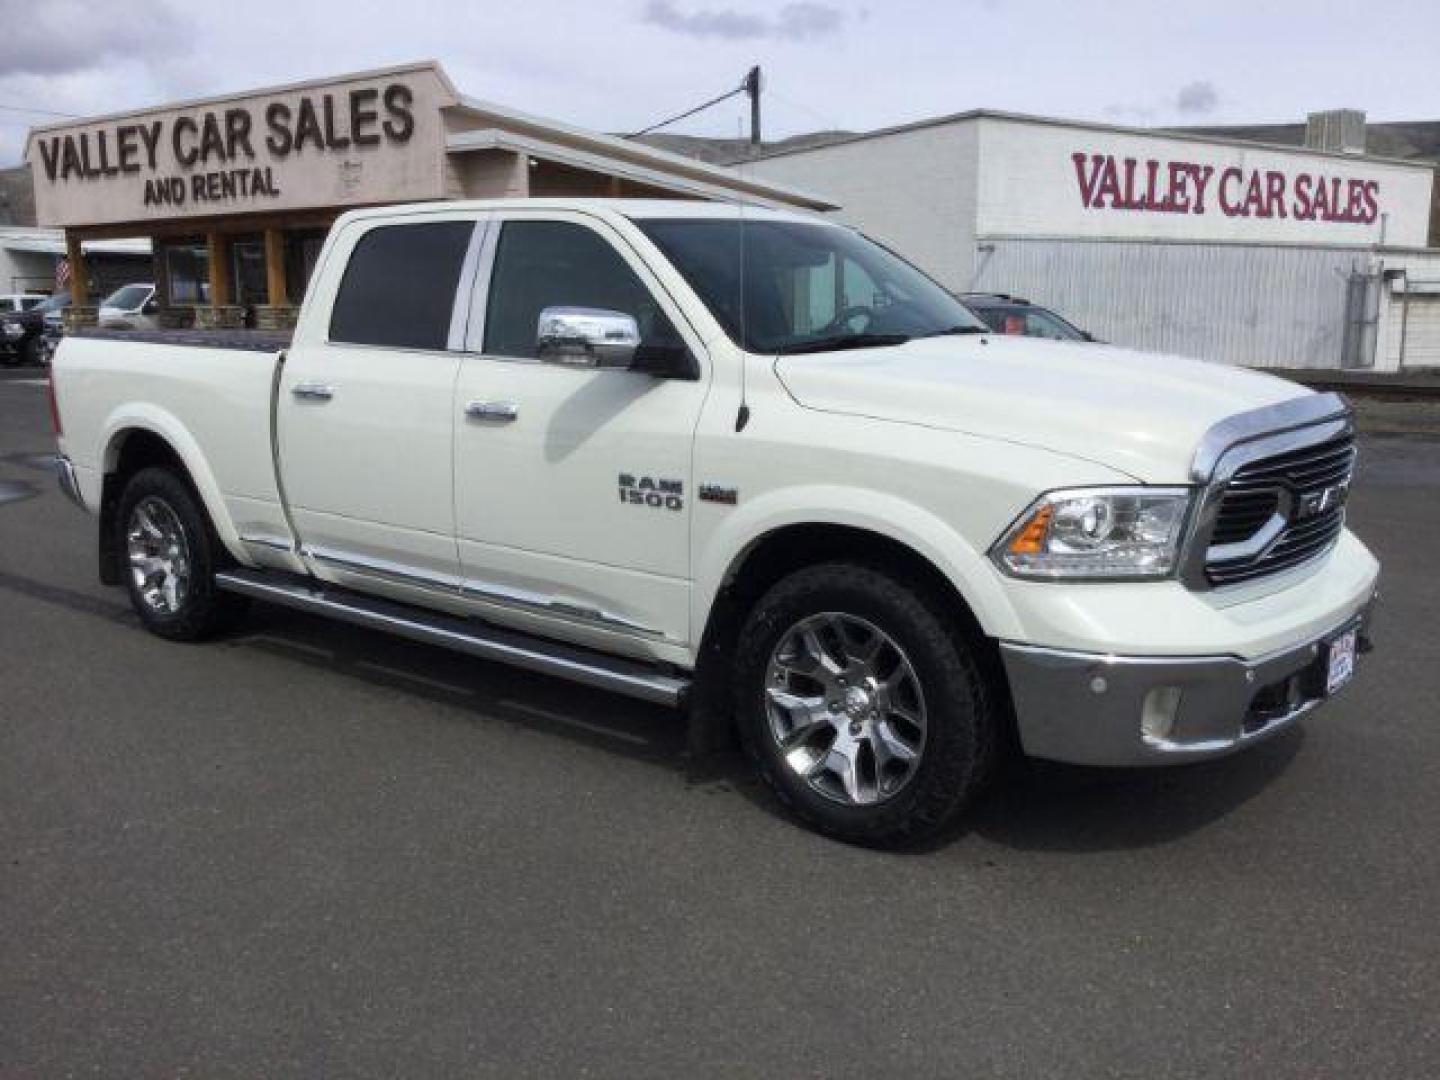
[465, 400, 519, 422]
[291, 382, 335, 401]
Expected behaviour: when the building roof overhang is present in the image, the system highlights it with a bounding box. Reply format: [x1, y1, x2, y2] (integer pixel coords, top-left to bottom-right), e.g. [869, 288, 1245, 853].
[445, 125, 836, 210]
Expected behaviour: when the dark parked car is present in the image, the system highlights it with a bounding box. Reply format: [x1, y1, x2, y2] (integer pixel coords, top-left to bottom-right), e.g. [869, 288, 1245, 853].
[0, 292, 71, 367]
[958, 292, 1096, 342]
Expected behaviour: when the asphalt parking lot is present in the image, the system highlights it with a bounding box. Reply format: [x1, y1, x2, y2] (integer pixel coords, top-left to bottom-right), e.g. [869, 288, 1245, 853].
[1, 366, 1437, 1078]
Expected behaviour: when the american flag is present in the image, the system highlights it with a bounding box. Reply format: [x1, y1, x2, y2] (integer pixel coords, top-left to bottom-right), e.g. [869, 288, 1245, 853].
[55, 258, 71, 289]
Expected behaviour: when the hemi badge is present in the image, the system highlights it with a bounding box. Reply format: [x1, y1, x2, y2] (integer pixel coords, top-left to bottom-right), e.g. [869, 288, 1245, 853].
[698, 484, 739, 505]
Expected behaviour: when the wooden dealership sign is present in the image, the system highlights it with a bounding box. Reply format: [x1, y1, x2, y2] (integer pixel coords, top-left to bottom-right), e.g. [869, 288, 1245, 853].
[25, 63, 457, 230]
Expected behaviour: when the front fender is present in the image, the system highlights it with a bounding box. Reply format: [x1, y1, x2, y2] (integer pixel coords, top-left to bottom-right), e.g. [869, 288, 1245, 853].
[691, 484, 1024, 644]
[100, 403, 251, 566]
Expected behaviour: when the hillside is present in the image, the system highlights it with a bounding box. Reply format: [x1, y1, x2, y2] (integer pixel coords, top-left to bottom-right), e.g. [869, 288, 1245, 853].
[0, 165, 35, 226]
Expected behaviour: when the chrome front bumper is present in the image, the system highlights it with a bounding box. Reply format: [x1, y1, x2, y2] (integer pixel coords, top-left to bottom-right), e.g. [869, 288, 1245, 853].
[55, 454, 85, 510]
[1000, 597, 1377, 766]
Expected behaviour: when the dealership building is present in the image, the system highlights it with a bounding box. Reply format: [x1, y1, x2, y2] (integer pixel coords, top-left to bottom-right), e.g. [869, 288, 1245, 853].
[744, 110, 1440, 372]
[23, 62, 831, 330]
[24, 62, 1440, 373]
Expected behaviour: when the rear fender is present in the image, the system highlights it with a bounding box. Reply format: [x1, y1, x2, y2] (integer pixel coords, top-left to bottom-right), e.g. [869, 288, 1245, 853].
[100, 403, 249, 566]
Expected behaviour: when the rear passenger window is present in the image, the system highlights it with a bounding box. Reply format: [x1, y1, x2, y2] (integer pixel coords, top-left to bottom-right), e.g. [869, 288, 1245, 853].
[329, 221, 474, 350]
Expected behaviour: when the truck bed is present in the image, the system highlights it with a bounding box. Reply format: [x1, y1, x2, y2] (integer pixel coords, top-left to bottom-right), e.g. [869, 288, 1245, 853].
[72, 327, 294, 352]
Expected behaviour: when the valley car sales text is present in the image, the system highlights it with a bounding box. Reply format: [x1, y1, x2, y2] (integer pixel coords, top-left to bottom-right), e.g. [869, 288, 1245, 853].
[31, 83, 416, 210]
[1072, 152, 1381, 223]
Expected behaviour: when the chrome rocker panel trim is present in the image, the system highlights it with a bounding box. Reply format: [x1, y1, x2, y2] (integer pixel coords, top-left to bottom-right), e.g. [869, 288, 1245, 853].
[302, 544, 669, 641]
[214, 568, 689, 707]
[999, 596, 1376, 767]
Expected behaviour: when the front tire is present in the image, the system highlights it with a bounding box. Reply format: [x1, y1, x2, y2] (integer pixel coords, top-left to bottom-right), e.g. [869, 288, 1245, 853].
[733, 562, 1000, 846]
[116, 467, 246, 640]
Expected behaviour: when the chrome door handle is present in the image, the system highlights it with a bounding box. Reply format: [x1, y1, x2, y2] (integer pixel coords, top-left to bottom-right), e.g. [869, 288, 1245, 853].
[291, 382, 334, 401]
[465, 400, 518, 422]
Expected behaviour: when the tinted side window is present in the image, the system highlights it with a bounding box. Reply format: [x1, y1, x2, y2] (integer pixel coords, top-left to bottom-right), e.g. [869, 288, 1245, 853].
[329, 220, 473, 350]
[483, 221, 684, 360]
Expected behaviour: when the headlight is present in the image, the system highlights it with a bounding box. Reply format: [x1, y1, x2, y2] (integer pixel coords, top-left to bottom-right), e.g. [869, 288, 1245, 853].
[992, 486, 1193, 580]
[2, 321, 24, 339]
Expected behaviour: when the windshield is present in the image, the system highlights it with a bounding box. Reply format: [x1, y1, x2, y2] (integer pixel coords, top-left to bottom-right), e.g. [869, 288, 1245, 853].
[102, 285, 151, 310]
[636, 218, 986, 354]
[35, 293, 69, 313]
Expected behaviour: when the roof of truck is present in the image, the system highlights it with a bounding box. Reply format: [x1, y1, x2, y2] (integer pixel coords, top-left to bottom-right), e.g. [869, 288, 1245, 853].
[332, 198, 829, 229]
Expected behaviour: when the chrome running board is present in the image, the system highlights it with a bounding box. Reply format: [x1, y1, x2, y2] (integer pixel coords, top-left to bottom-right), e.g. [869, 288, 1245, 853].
[214, 568, 689, 707]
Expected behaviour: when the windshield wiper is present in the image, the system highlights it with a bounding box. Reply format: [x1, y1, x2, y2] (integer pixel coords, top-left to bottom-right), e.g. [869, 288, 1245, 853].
[774, 333, 912, 355]
[915, 325, 989, 338]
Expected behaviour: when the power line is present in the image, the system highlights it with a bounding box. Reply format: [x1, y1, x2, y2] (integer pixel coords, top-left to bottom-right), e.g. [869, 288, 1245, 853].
[0, 103, 80, 119]
[628, 83, 746, 139]
[766, 87, 845, 133]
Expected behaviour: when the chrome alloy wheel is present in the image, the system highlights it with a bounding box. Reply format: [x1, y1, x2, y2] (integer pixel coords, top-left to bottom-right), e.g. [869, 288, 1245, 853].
[126, 496, 192, 615]
[764, 612, 927, 806]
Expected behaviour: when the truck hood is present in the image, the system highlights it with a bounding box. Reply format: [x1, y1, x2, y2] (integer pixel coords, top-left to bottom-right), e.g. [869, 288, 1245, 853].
[773, 335, 1310, 482]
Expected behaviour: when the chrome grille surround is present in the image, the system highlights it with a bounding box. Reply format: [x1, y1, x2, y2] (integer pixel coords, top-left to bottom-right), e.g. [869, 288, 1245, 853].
[1179, 392, 1355, 591]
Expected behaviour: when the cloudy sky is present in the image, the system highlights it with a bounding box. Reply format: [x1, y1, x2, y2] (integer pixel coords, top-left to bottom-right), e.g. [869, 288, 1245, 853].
[2, 0, 1438, 166]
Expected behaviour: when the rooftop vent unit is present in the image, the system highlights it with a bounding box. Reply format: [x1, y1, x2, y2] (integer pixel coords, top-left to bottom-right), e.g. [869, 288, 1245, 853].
[1305, 109, 1367, 155]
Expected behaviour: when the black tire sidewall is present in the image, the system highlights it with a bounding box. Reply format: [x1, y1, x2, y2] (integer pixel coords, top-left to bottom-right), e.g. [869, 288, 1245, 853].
[20, 336, 42, 366]
[116, 467, 232, 640]
[733, 563, 994, 846]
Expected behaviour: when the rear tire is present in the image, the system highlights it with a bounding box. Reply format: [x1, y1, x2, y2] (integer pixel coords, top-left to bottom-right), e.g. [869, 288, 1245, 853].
[116, 467, 247, 641]
[20, 336, 42, 366]
[733, 562, 1000, 846]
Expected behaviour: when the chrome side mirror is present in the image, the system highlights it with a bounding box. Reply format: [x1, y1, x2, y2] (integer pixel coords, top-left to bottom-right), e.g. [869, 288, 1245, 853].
[536, 306, 640, 369]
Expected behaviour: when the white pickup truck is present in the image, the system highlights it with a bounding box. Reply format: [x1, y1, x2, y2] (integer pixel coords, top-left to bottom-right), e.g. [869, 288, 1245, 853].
[51, 199, 1379, 844]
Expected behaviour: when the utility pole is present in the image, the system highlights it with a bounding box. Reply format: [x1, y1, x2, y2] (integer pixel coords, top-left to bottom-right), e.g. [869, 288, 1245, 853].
[744, 65, 762, 146]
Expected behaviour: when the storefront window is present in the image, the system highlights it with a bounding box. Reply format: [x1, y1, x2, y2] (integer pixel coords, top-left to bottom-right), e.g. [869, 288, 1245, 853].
[285, 231, 328, 306]
[165, 243, 210, 305]
[231, 237, 267, 307]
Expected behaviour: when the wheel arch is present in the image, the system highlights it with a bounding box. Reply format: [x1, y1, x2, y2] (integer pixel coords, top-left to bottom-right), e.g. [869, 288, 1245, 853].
[686, 501, 1021, 756]
[97, 409, 245, 585]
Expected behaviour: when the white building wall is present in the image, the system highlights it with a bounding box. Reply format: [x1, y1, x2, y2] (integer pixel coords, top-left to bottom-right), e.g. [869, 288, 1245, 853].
[974, 114, 1433, 247]
[743, 123, 978, 288]
[0, 247, 56, 293]
[744, 110, 1438, 370]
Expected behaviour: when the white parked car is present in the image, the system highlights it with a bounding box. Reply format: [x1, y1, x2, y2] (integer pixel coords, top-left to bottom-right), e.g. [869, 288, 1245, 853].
[97, 283, 159, 330]
[48, 200, 1379, 844]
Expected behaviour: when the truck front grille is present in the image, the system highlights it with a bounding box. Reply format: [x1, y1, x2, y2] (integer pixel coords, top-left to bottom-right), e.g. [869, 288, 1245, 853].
[1204, 431, 1356, 587]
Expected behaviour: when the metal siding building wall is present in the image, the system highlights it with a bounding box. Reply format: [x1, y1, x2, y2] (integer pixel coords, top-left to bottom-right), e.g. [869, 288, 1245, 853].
[971, 239, 1370, 369]
[742, 123, 978, 288]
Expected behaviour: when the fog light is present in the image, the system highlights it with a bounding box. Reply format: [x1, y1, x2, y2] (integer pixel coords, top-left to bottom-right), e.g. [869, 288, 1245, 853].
[1141, 687, 1183, 742]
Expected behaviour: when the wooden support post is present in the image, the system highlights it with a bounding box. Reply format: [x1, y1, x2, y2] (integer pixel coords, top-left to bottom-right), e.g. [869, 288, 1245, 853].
[64, 231, 89, 308]
[206, 231, 231, 308]
[264, 228, 287, 307]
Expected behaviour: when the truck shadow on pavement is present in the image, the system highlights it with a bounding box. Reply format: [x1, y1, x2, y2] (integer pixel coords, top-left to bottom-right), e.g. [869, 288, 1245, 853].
[230, 603, 694, 770]
[963, 732, 1304, 854]
[230, 603, 1308, 854]
[0, 562, 1306, 854]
